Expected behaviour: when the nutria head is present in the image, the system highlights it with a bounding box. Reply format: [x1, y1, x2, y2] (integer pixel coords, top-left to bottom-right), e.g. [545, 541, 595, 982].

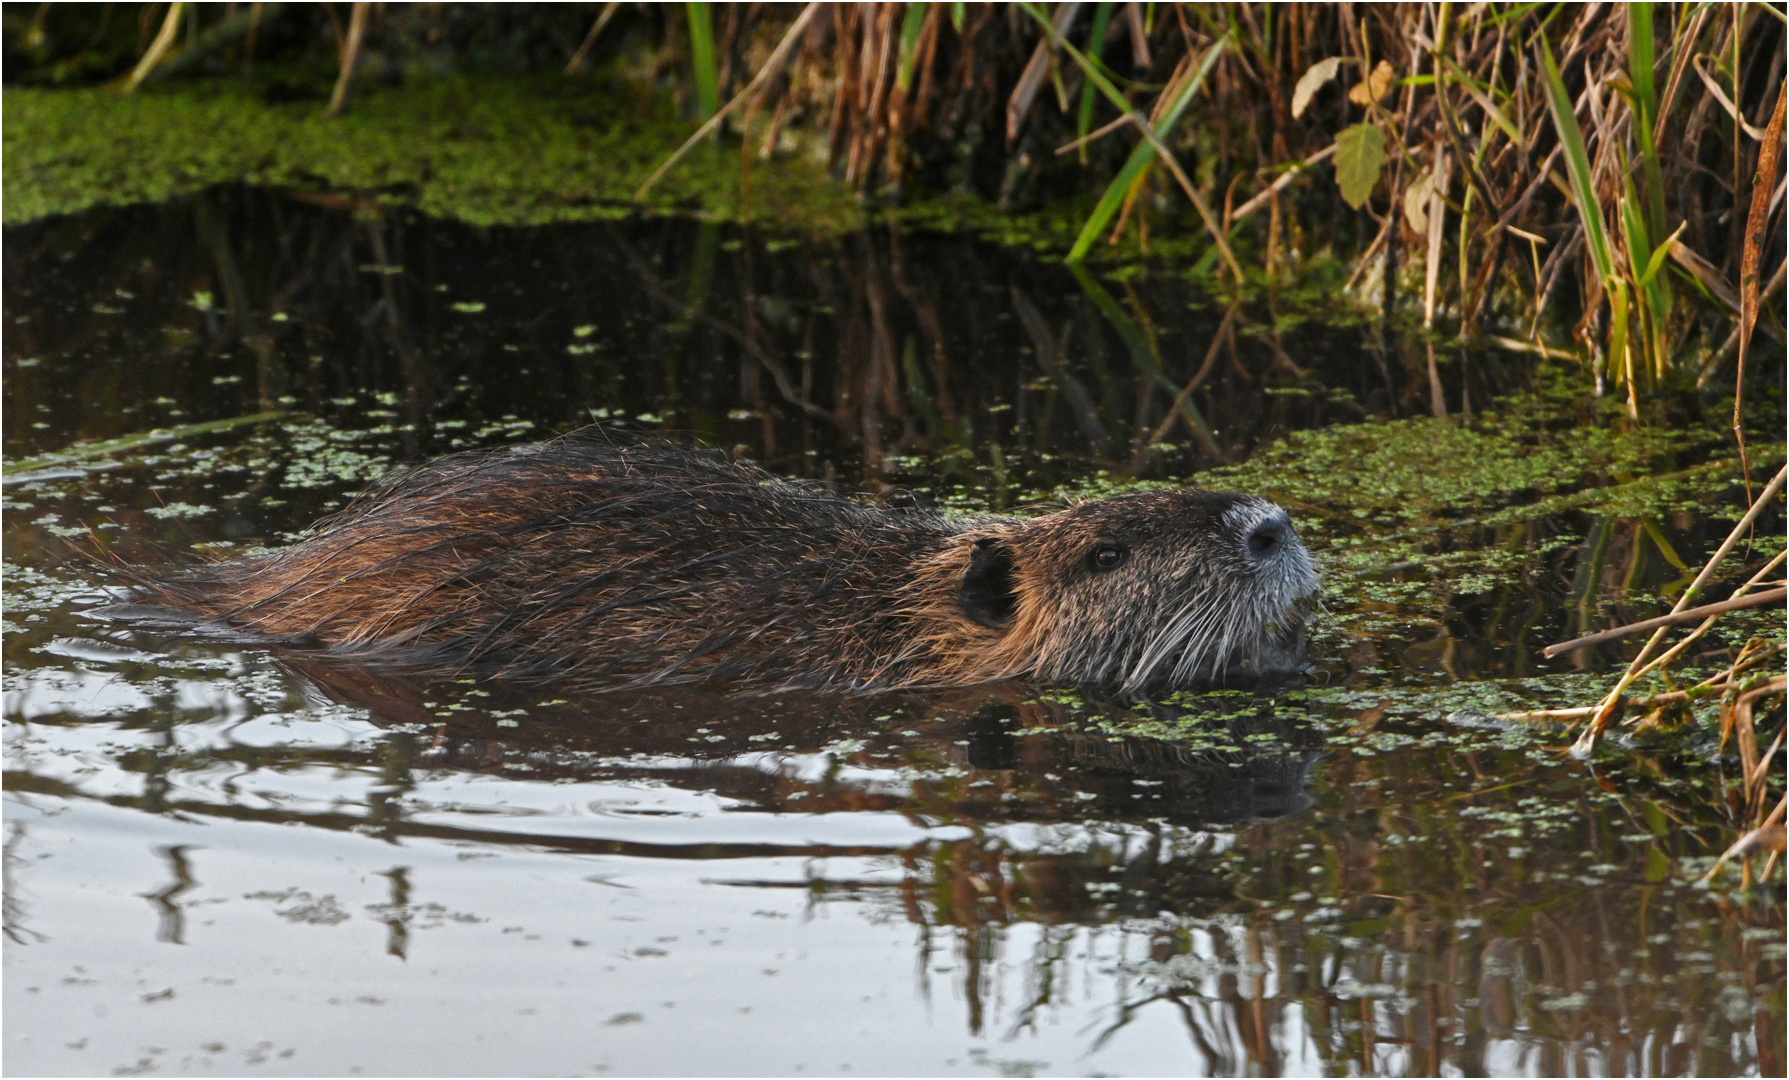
[946, 489, 1319, 694]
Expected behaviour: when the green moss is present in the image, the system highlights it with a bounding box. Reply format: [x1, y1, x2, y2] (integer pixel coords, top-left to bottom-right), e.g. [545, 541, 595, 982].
[0, 72, 1357, 285]
[3, 75, 864, 229]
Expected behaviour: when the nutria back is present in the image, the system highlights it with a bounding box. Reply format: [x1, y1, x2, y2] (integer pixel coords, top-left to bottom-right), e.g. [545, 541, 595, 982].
[133, 427, 1319, 694]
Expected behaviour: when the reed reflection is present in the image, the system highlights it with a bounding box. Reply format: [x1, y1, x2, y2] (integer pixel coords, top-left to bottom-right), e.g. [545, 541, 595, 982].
[3, 186, 1527, 482]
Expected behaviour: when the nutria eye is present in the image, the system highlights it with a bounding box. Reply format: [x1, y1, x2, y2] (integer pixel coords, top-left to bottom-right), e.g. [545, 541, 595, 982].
[1089, 543, 1128, 572]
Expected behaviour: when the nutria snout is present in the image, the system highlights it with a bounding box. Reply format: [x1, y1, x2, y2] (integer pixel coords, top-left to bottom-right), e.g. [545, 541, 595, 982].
[129, 427, 1320, 694]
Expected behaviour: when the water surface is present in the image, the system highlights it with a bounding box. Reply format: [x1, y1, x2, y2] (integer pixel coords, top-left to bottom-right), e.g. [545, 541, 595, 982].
[4, 188, 1782, 1077]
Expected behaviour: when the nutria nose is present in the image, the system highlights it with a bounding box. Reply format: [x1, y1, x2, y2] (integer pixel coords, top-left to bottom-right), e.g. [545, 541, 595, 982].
[1246, 514, 1293, 560]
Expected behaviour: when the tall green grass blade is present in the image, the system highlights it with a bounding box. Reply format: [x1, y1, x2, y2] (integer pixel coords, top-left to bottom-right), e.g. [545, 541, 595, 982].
[1638, 221, 1688, 289]
[1619, 194, 1657, 379]
[1627, 3, 1668, 241]
[1075, 3, 1117, 163]
[1622, 190, 1675, 378]
[1442, 58, 1523, 143]
[1619, 193, 1648, 282]
[951, 2, 965, 33]
[1026, 2, 1226, 262]
[1069, 147, 1153, 263]
[1540, 38, 1616, 285]
[686, 2, 718, 120]
[1485, 3, 1548, 27]
[896, 3, 930, 93]
[1608, 279, 1632, 391]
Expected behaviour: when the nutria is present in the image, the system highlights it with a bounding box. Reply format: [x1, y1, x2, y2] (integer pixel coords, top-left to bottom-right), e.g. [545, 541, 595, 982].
[129, 427, 1319, 694]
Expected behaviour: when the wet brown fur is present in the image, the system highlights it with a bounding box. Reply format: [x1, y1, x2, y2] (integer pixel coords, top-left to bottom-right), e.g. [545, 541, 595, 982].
[127, 427, 1318, 693]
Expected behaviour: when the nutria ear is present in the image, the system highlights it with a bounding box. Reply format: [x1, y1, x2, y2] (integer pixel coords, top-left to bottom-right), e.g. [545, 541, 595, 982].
[958, 536, 1016, 630]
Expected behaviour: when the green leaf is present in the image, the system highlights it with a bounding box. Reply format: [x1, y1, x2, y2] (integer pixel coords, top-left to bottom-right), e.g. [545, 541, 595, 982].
[896, 3, 930, 94]
[951, 1, 964, 32]
[1638, 221, 1688, 289]
[1627, 3, 1667, 242]
[1540, 39, 1615, 284]
[1074, 3, 1117, 159]
[1053, 20, 1227, 261]
[686, 2, 718, 120]
[1333, 122, 1387, 209]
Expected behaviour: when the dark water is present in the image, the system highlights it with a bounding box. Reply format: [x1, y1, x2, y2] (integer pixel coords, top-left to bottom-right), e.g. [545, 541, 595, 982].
[3, 188, 1782, 1077]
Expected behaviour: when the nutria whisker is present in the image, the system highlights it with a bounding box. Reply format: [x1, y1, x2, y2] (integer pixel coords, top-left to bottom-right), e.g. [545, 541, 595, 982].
[1170, 593, 1244, 687]
[115, 426, 1321, 695]
[1124, 592, 1219, 692]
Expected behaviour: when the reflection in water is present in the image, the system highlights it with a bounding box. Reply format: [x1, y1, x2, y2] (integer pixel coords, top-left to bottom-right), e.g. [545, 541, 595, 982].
[2, 188, 1780, 1076]
[141, 843, 199, 945]
[2, 185, 1521, 480]
[375, 866, 412, 961]
[4, 640, 1782, 1074]
[3, 818, 47, 946]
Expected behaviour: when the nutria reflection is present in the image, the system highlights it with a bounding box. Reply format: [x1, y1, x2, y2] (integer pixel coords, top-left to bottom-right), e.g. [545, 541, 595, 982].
[275, 656, 1321, 829]
[131, 427, 1319, 694]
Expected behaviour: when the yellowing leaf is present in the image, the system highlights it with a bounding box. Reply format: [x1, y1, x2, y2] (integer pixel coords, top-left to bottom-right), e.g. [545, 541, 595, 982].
[1292, 56, 1343, 119]
[1348, 59, 1395, 107]
[1403, 168, 1433, 234]
[1333, 122, 1387, 209]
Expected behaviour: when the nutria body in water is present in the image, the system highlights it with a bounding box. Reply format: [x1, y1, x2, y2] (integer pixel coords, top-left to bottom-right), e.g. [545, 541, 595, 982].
[133, 428, 1319, 694]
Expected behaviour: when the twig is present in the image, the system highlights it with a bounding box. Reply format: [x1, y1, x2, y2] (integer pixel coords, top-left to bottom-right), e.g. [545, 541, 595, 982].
[1227, 145, 1338, 223]
[1502, 658, 1781, 725]
[1497, 688, 1693, 722]
[1573, 464, 1789, 756]
[636, 4, 822, 200]
[1054, 114, 1133, 157]
[1629, 551, 1789, 680]
[564, 2, 621, 76]
[122, 1, 185, 93]
[326, 2, 369, 118]
[120, 2, 283, 85]
[1705, 793, 1788, 884]
[1121, 113, 1245, 282]
[1542, 588, 1788, 657]
[1484, 335, 1577, 361]
[1140, 304, 1238, 451]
